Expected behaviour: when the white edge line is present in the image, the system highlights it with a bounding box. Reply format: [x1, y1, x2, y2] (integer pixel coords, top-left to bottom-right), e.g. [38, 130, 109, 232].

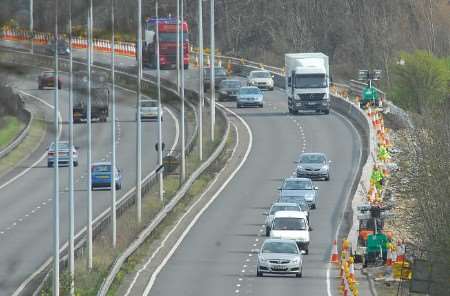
[0, 90, 62, 190]
[325, 109, 363, 296]
[141, 103, 253, 296]
[124, 121, 239, 296]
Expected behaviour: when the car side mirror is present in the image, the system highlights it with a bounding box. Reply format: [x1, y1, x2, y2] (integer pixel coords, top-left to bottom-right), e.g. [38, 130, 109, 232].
[309, 226, 313, 231]
[262, 212, 268, 216]
[75, 146, 80, 150]
[328, 160, 332, 163]
[314, 186, 319, 190]
[272, 75, 275, 78]
[277, 187, 282, 191]
[294, 160, 299, 164]
[300, 250, 306, 255]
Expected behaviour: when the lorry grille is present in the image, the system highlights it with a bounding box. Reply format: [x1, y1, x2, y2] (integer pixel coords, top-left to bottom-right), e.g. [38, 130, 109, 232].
[298, 93, 325, 101]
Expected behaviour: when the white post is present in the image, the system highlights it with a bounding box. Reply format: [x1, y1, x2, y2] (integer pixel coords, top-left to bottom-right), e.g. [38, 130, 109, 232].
[30, 0, 33, 54]
[198, 0, 204, 161]
[180, 0, 186, 181]
[176, 0, 180, 94]
[210, 0, 215, 141]
[111, 0, 117, 248]
[53, 0, 60, 294]
[136, 0, 143, 223]
[67, 0, 75, 294]
[156, 0, 164, 202]
[86, 0, 93, 271]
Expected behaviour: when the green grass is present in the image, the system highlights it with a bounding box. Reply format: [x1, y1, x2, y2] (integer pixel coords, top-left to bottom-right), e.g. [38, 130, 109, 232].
[0, 116, 46, 176]
[0, 115, 24, 150]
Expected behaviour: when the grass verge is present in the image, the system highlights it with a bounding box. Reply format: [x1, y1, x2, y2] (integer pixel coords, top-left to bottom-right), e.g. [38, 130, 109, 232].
[0, 115, 24, 150]
[0, 117, 46, 177]
[39, 112, 231, 295]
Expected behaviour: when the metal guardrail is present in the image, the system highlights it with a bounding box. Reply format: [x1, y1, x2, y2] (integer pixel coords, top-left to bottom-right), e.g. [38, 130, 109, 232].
[0, 95, 32, 159]
[0, 47, 203, 296]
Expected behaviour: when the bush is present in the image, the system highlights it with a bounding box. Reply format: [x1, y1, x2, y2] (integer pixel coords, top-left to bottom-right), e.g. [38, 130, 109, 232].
[390, 51, 449, 114]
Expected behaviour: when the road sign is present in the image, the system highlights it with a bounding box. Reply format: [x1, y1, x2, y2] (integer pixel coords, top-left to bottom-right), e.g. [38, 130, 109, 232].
[362, 87, 378, 101]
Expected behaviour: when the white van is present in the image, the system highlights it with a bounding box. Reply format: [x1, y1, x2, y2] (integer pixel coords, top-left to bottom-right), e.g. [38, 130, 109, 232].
[270, 211, 311, 254]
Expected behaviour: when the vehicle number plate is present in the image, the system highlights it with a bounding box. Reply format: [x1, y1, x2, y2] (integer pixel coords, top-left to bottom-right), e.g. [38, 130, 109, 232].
[98, 176, 109, 179]
[272, 265, 285, 270]
[308, 102, 316, 105]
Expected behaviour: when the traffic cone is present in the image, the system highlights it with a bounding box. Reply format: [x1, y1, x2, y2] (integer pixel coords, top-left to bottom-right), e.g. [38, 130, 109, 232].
[348, 257, 356, 282]
[330, 240, 339, 264]
[397, 240, 405, 262]
[386, 243, 393, 266]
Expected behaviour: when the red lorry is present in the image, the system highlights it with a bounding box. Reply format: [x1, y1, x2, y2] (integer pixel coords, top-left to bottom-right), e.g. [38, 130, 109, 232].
[142, 17, 189, 70]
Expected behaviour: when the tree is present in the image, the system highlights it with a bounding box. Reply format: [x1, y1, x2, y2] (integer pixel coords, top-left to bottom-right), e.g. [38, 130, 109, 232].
[390, 51, 448, 114]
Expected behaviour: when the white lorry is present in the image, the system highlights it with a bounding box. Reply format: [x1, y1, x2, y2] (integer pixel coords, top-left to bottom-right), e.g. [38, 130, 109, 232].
[285, 53, 330, 114]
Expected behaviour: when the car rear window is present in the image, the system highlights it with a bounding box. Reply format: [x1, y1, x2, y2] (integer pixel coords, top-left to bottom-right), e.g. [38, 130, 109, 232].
[300, 154, 326, 164]
[272, 217, 307, 231]
[92, 165, 111, 173]
[262, 241, 298, 254]
[270, 205, 299, 215]
[141, 101, 158, 107]
[282, 180, 312, 190]
[251, 71, 271, 78]
[220, 80, 240, 88]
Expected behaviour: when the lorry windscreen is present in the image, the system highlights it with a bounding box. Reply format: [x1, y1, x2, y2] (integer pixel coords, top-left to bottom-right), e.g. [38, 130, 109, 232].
[159, 32, 189, 42]
[295, 74, 327, 89]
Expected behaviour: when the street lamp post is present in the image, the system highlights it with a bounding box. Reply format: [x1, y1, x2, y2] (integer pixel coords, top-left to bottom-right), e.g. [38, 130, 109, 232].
[198, 0, 204, 161]
[86, 0, 94, 271]
[30, 0, 33, 54]
[136, 0, 143, 223]
[68, 0, 75, 294]
[156, 0, 164, 201]
[209, 0, 215, 141]
[53, 1, 60, 294]
[111, 0, 117, 248]
[180, 0, 186, 181]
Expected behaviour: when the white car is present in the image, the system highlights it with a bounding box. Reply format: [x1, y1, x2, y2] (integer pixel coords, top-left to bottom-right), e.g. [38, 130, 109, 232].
[270, 211, 311, 254]
[247, 70, 274, 90]
[140, 99, 163, 121]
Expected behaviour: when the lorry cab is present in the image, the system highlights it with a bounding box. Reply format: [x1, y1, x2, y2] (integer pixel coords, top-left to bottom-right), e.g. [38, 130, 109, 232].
[285, 53, 330, 115]
[270, 211, 311, 254]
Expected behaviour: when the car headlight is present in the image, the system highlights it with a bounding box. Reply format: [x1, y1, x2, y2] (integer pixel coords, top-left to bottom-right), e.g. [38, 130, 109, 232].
[304, 195, 314, 201]
[297, 165, 304, 171]
[259, 257, 268, 264]
[322, 100, 329, 106]
[291, 258, 300, 264]
[321, 165, 329, 171]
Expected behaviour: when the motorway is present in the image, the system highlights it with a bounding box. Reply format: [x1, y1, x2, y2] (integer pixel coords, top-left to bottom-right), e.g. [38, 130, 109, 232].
[144, 73, 362, 295]
[0, 55, 179, 295]
[0, 40, 363, 296]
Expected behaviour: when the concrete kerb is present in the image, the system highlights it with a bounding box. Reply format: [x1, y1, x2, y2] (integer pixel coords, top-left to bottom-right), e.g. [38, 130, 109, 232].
[0, 47, 224, 296]
[0, 94, 32, 159]
[97, 108, 230, 296]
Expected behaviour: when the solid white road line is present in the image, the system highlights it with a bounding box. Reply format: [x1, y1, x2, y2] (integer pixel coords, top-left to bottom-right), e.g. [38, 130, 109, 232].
[0, 90, 62, 191]
[141, 105, 253, 296]
[325, 110, 363, 296]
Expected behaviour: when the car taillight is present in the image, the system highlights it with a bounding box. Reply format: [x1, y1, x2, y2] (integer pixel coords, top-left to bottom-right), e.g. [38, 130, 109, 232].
[48, 152, 55, 156]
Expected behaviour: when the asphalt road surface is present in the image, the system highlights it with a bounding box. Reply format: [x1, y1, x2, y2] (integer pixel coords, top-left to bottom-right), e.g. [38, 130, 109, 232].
[0, 65, 179, 295]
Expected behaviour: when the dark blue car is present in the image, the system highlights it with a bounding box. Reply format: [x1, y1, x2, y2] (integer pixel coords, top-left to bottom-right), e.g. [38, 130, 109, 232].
[91, 162, 122, 190]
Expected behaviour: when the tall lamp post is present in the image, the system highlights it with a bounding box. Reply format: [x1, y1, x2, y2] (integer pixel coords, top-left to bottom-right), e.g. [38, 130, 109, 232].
[136, 0, 143, 223]
[111, 0, 117, 248]
[180, 0, 186, 181]
[156, 0, 164, 201]
[209, 0, 215, 141]
[198, 0, 204, 161]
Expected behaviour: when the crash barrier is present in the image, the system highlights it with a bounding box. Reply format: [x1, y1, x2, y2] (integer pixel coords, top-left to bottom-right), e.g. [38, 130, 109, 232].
[0, 48, 210, 296]
[0, 29, 137, 57]
[0, 85, 32, 159]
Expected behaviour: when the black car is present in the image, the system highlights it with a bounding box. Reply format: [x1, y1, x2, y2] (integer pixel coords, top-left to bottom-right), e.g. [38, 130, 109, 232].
[46, 39, 71, 56]
[204, 67, 227, 91]
[218, 79, 241, 101]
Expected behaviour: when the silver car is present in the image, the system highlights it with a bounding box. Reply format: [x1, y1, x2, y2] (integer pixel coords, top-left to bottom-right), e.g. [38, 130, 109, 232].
[236, 86, 264, 108]
[264, 202, 302, 236]
[257, 238, 304, 277]
[296, 152, 330, 180]
[140, 99, 162, 121]
[279, 177, 319, 209]
[47, 141, 79, 167]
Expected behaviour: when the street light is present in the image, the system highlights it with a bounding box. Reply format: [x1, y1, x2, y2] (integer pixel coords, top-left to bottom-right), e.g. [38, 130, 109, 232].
[209, 0, 215, 142]
[155, 0, 164, 201]
[136, 0, 143, 223]
[180, 0, 186, 181]
[111, 0, 117, 249]
[30, 0, 33, 54]
[53, 1, 60, 295]
[198, 0, 204, 161]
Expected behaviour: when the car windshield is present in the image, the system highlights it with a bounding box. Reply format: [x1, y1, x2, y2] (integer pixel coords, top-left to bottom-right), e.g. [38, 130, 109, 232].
[141, 101, 158, 108]
[251, 71, 271, 78]
[282, 180, 312, 190]
[92, 165, 111, 173]
[204, 68, 227, 76]
[262, 241, 298, 254]
[240, 88, 261, 95]
[49, 142, 69, 151]
[295, 74, 327, 88]
[279, 196, 308, 208]
[270, 205, 299, 215]
[42, 72, 55, 78]
[220, 80, 241, 88]
[300, 154, 326, 164]
[272, 217, 307, 230]
[159, 32, 189, 42]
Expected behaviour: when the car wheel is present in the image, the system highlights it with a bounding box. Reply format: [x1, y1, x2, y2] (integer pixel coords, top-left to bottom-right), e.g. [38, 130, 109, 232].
[305, 248, 309, 255]
[237, 104, 241, 108]
[270, 87, 274, 91]
[325, 174, 330, 181]
[324, 109, 330, 115]
[311, 204, 316, 210]
[116, 183, 122, 190]
[74, 161, 79, 167]
[184, 64, 189, 70]
[58, 83, 62, 90]
[47, 162, 53, 168]
[265, 227, 270, 237]
[296, 268, 303, 278]
[260, 103, 264, 108]
[38, 84, 43, 90]
[256, 269, 263, 277]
